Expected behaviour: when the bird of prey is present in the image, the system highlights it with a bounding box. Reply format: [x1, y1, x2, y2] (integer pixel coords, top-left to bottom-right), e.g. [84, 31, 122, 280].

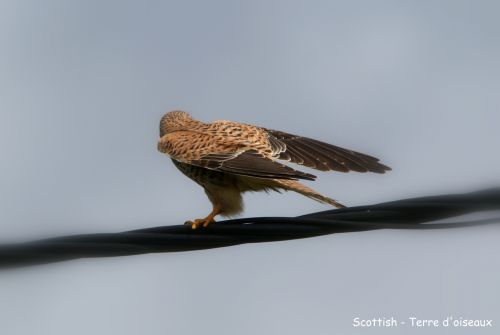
[158, 111, 390, 229]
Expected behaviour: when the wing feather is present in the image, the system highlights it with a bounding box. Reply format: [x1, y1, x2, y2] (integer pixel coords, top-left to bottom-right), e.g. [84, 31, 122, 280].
[158, 131, 316, 181]
[266, 129, 391, 173]
[192, 150, 316, 181]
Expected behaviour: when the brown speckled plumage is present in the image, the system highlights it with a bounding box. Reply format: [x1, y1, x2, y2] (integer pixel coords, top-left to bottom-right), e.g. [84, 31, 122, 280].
[158, 110, 390, 229]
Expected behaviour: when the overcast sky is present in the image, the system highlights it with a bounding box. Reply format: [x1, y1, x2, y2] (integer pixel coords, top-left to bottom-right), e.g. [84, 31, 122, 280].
[0, 1, 499, 334]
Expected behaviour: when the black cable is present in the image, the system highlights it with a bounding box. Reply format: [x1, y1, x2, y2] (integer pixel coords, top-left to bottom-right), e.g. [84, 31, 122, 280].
[1, 188, 499, 269]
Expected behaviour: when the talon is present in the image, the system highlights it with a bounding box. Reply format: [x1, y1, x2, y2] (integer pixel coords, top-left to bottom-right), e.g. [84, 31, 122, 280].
[191, 219, 203, 230]
[202, 218, 216, 228]
[184, 219, 205, 230]
[184, 217, 216, 229]
[184, 220, 199, 229]
[185, 206, 220, 230]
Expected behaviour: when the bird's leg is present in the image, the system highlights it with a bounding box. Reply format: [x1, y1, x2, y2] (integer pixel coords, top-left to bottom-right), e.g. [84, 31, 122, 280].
[185, 205, 221, 229]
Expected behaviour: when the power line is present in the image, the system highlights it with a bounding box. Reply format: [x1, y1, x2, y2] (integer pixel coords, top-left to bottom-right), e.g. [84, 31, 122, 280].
[1, 188, 499, 269]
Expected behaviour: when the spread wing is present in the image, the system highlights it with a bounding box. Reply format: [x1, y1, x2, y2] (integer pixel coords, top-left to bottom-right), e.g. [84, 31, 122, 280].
[265, 129, 391, 173]
[158, 131, 316, 181]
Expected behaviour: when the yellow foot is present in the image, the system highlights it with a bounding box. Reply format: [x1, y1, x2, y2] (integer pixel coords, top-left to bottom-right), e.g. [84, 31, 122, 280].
[184, 217, 216, 229]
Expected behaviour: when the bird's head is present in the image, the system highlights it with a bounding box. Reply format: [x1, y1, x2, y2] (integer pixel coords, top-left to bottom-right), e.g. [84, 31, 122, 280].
[159, 110, 194, 136]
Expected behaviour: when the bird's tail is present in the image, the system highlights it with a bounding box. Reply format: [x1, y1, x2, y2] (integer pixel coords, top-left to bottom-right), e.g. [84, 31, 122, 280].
[273, 179, 345, 208]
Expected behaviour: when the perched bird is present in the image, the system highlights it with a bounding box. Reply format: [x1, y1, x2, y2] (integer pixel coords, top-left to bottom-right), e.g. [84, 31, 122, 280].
[158, 111, 390, 229]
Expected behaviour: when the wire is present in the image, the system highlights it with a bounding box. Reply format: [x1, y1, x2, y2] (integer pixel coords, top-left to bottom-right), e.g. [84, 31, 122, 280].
[1, 188, 499, 269]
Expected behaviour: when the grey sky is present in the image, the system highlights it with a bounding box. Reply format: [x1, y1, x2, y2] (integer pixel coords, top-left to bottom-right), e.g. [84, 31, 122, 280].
[0, 1, 499, 334]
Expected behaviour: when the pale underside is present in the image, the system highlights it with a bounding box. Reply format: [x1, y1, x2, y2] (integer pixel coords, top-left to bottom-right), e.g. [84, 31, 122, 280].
[171, 159, 335, 217]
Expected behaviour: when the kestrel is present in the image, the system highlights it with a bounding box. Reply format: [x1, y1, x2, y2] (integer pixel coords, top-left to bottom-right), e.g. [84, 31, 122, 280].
[158, 111, 390, 229]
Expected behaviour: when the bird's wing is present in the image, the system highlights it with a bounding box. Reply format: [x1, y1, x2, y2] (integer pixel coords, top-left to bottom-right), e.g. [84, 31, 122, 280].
[158, 131, 316, 181]
[265, 129, 391, 173]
